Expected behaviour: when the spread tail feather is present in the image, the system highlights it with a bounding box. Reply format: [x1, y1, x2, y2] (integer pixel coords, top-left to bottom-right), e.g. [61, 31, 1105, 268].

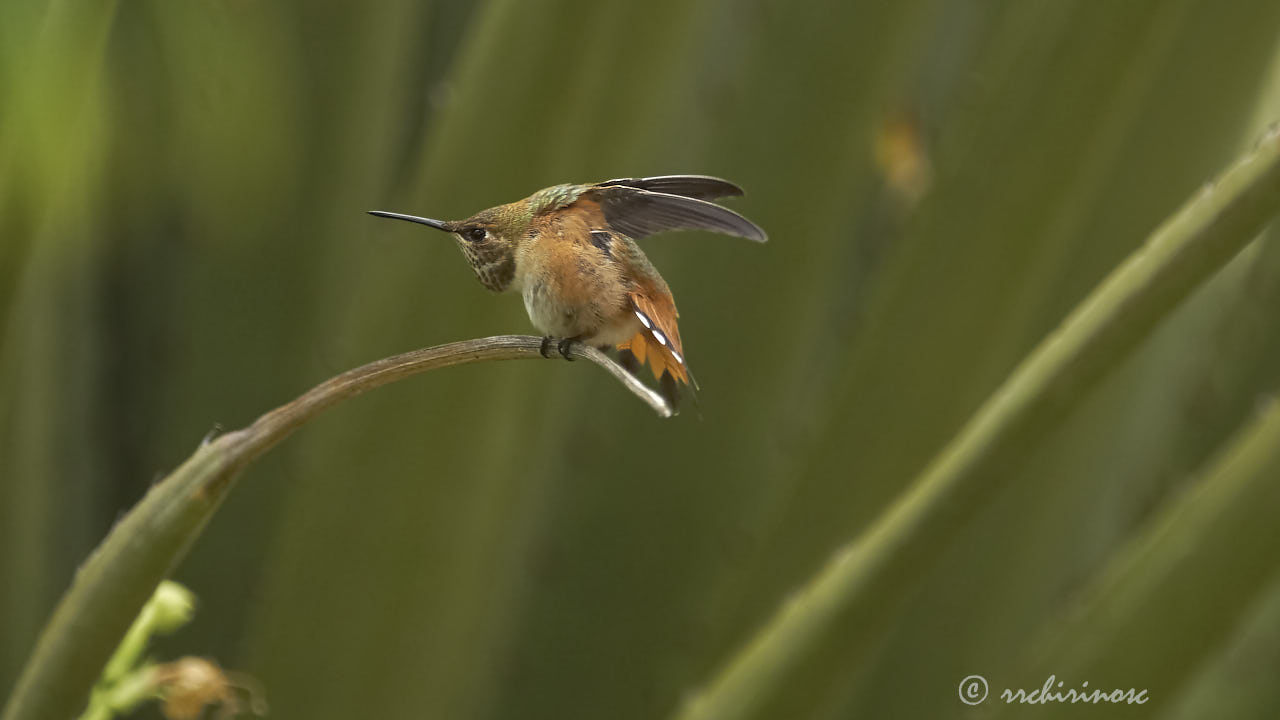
[617, 291, 695, 388]
[617, 330, 690, 385]
[617, 284, 698, 413]
[617, 331, 695, 414]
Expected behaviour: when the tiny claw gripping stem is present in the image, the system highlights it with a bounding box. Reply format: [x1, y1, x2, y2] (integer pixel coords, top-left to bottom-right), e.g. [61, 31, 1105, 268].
[557, 338, 577, 361]
[540, 336, 555, 359]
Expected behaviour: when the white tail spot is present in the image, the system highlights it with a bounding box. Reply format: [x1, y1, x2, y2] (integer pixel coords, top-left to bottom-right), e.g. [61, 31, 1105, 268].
[671, 350, 684, 364]
[653, 329, 668, 347]
[636, 310, 652, 329]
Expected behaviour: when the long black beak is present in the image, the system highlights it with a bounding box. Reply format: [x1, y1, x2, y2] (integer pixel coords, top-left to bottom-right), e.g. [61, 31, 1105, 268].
[367, 210, 449, 231]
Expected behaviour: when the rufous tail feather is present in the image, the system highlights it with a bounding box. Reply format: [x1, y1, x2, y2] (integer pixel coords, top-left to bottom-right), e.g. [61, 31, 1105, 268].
[617, 330, 690, 384]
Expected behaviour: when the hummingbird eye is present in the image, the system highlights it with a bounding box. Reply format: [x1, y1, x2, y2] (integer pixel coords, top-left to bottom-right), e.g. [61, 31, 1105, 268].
[465, 227, 487, 242]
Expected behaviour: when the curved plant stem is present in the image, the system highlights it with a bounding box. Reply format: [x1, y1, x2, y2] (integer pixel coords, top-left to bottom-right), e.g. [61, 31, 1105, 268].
[674, 127, 1280, 720]
[1, 335, 669, 720]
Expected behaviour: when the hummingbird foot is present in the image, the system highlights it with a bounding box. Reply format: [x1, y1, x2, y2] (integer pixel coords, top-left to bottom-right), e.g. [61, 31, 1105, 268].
[557, 337, 579, 361]
[539, 336, 580, 361]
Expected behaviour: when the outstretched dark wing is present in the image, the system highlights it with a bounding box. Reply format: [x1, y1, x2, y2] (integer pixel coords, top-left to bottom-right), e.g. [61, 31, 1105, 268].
[593, 175, 745, 201]
[583, 179, 767, 243]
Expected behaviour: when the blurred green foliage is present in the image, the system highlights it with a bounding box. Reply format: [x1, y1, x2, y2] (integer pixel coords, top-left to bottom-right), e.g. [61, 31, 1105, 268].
[3, 0, 1280, 718]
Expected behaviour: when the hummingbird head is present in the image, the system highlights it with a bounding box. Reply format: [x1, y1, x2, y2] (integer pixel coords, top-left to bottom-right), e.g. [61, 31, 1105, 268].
[368, 203, 529, 292]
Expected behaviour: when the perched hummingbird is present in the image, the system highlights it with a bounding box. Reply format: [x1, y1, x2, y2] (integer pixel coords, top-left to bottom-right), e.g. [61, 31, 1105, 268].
[369, 175, 766, 410]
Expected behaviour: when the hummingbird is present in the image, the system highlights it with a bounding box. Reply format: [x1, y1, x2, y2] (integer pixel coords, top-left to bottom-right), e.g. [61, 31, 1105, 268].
[368, 175, 766, 411]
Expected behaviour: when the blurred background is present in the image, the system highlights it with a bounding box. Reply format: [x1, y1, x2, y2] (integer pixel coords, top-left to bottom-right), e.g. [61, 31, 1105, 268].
[4, 1, 1280, 718]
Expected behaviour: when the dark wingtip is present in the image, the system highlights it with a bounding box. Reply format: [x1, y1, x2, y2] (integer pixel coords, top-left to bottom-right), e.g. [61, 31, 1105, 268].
[672, 175, 745, 198]
[697, 200, 767, 243]
[710, 177, 746, 198]
[735, 218, 767, 243]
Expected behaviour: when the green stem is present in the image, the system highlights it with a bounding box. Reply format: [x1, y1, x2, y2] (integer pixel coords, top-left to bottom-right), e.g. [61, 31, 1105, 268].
[674, 127, 1280, 720]
[2, 336, 667, 720]
[80, 664, 159, 720]
[100, 582, 192, 689]
[76, 581, 194, 720]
